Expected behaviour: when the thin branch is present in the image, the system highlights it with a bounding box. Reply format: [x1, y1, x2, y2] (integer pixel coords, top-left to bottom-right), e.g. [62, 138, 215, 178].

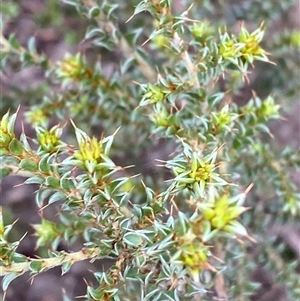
[2, 164, 35, 178]
[82, 0, 157, 83]
[182, 49, 200, 90]
[214, 239, 228, 301]
[0, 247, 106, 276]
[118, 34, 157, 82]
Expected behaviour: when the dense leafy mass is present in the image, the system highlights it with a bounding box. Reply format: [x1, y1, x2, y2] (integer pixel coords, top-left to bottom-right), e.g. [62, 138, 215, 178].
[1, 1, 299, 300]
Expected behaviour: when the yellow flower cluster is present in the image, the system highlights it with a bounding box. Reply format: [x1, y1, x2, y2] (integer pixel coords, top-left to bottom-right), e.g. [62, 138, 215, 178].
[201, 195, 247, 231]
[37, 130, 60, 152]
[189, 163, 214, 182]
[220, 25, 267, 63]
[75, 137, 103, 163]
[0, 111, 15, 153]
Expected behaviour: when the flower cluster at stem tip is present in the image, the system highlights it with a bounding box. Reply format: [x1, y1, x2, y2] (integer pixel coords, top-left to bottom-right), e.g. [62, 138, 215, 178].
[0, 112, 15, 150]
[169, 148, 227, 197]
[37, 126, 63, 153]
[74, 136, 104, 172]
[219, 24, 267, 63]
[199, 194, 248, 233]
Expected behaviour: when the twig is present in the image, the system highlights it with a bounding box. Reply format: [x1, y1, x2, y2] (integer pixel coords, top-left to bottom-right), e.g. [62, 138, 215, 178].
[82, 0, 157, 82]
[0, 247, 105, 276]
[214, 239, 228, 300]
[182, 49, 200, 89]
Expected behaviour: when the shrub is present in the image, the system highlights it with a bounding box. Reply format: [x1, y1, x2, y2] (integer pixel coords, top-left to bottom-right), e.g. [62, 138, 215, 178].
[1, 1, 299, 300]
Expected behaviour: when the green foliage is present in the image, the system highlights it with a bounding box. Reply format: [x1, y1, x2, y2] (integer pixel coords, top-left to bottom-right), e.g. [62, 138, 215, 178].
[1, 1, 299, 300]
